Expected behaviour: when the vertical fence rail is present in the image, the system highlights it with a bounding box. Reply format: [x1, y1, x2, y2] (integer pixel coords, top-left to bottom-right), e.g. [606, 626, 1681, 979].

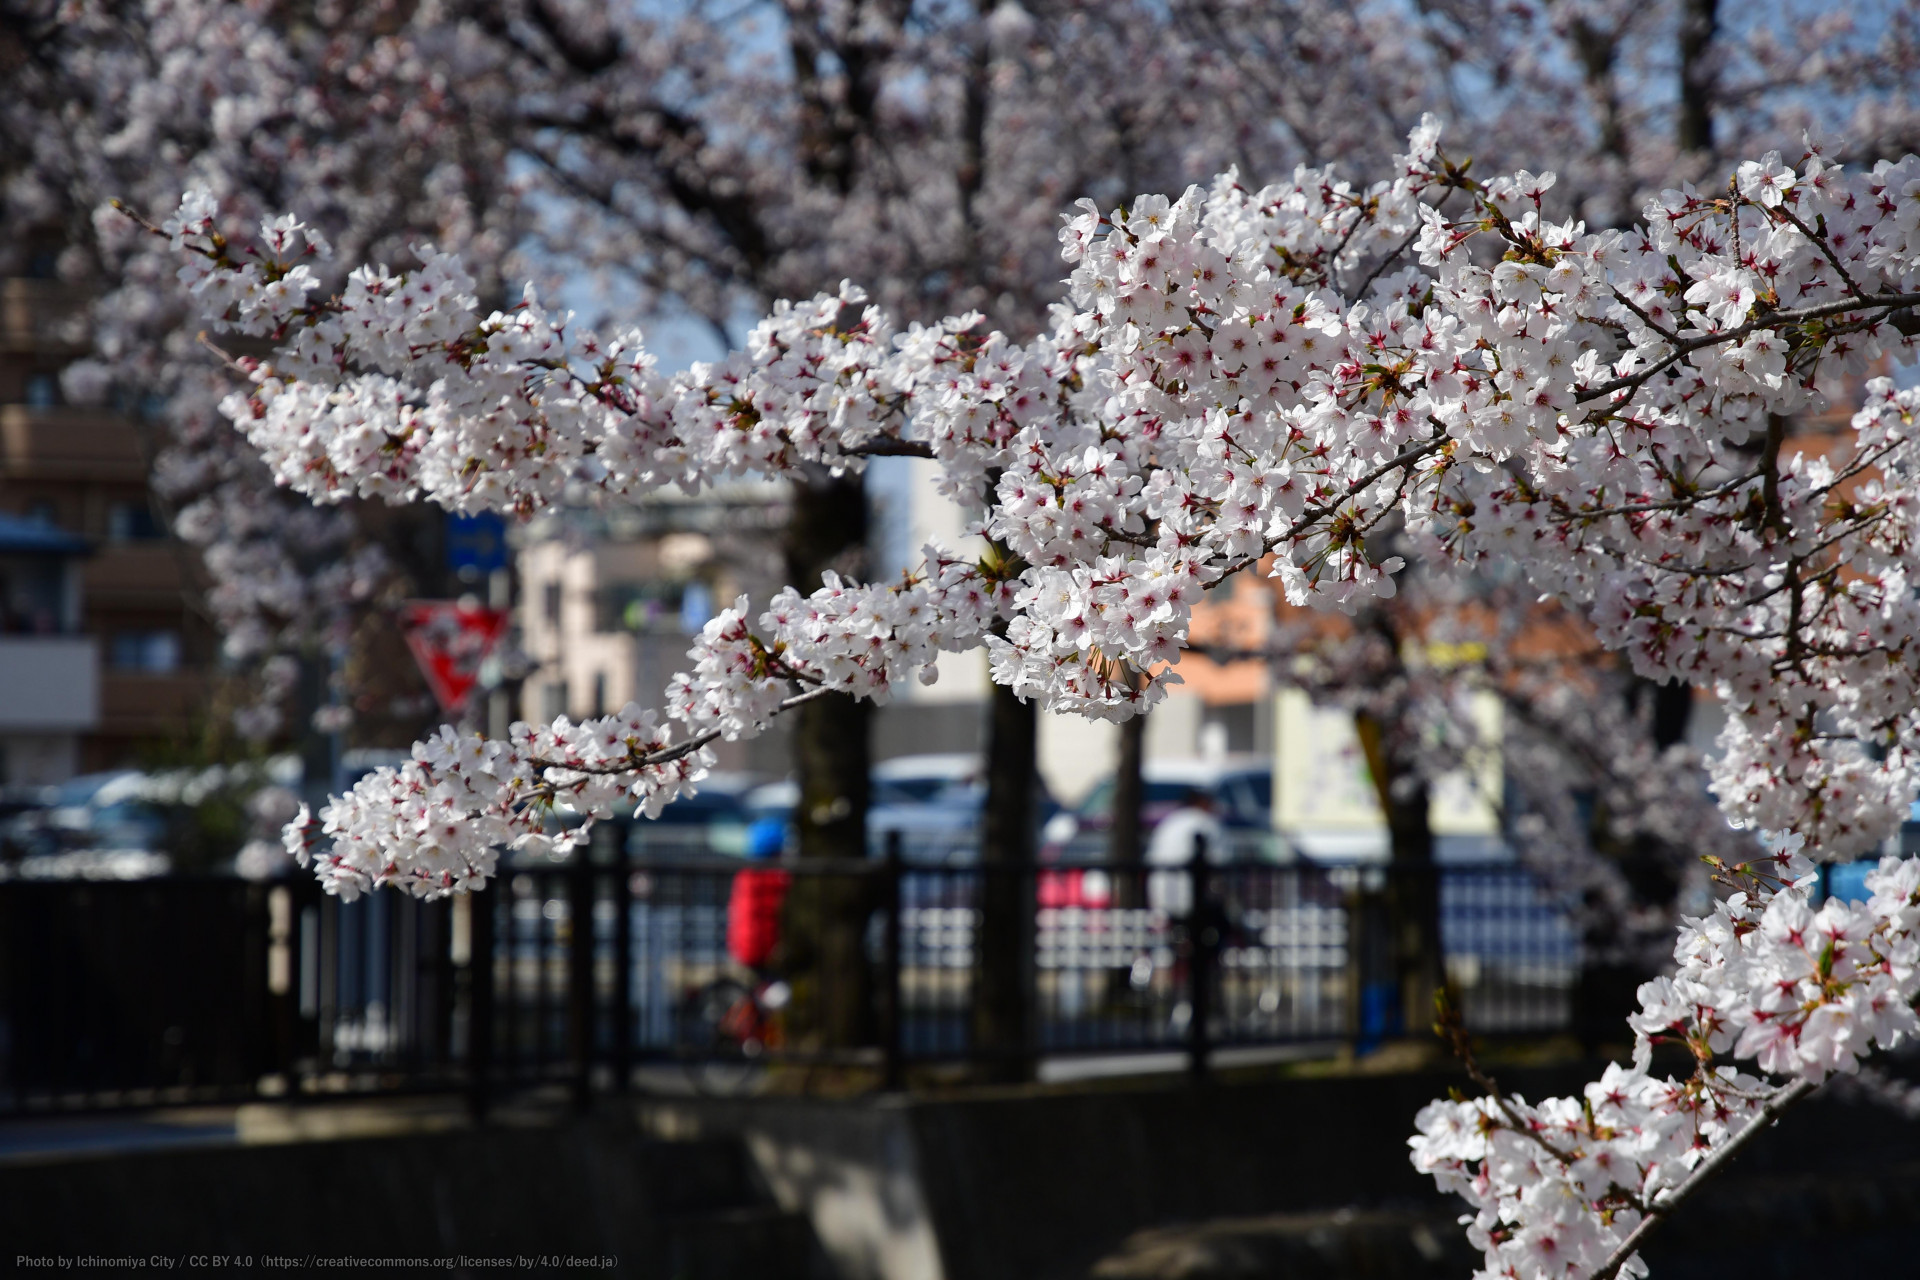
[567, 854, 594, 1111]
[467, 884, 495, 1120]
[880, 833, 904, 1091]
[1187, 839, 1214, 1082]
[611, 836, 634, 1094]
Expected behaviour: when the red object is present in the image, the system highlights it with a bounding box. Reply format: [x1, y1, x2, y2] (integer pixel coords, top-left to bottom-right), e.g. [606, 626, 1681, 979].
[727, 867, 793, 969]
[398, 600, 510, 715]
[1038, 868, 1114, 910]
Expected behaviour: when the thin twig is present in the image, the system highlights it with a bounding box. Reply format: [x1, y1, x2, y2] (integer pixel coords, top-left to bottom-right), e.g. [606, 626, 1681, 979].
[1350, 188, 1455, 300]
[1554, 470, 1760, 521]
[846, 436, 935, 458]
[1773, 204, 1868, 302]
[521, 683, 836, 778]
[1213, 433, 1451, 587]
[1576, 292, 1920, 404]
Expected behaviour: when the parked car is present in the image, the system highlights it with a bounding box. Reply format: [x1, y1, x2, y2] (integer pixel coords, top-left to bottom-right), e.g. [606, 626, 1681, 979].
[1034, 757, 1274, 907]
[730, 756, 1061, 865]
[0, 782, 57, 859]
[868, 754, 1061, 864]
[0, 771, 173, 879]
[1042, 756, 1272, 859]
[526, 772, 759, 861]
[623, 773, 758, 857]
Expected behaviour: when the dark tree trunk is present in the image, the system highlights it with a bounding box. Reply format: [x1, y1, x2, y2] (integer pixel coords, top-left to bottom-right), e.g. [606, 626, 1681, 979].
[1568, 14, 1628, 165]
[775, 466, 874, 1052]
[1109, 713, 1146, 869]
[1621, 675, 1693, 904]
[1650, 677, 1693, 751]
[1678, 0, 1720, 156]
[966, 486, 1036, 1080]
[1354, 707, 1442, 1044]
[781, 466, 873, 861]
[974, 672, 1037, 1081]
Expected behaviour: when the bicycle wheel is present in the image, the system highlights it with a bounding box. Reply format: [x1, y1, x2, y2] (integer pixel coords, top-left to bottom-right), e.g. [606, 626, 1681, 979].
[677, 978, 762, 1096]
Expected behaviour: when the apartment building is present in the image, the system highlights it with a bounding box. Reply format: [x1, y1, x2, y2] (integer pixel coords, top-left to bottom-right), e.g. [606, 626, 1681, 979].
[0, 275, 207, 776]
[0, 512, 96, 783]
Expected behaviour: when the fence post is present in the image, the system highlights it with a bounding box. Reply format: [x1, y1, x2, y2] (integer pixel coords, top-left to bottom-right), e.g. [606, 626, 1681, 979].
[1188, 831, 1214, 1084]
[881, 830, 905, 1091]
[467, 882, 494, 1122]
[611, 829, 633, 1095]
[568, 842, 596, 1112]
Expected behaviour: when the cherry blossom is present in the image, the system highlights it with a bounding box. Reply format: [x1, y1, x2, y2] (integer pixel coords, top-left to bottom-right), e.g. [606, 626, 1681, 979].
[1410, 839, 1920, 1280]
[153, 124, 1920, 882]
[153, 126, 1920, 1273]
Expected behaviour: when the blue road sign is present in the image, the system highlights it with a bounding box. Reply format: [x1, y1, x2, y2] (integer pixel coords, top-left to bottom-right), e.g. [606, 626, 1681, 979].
[447, 512, 508, 576]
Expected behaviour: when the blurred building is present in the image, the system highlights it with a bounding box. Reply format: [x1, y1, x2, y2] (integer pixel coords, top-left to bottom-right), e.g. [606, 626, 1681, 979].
[0, 274, 207, 778]
[517, 485, 791, 775]
[0, 513, 96, 783]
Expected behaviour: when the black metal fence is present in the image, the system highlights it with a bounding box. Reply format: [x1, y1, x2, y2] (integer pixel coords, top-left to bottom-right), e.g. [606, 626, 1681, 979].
[0, 839, 1578, 1113]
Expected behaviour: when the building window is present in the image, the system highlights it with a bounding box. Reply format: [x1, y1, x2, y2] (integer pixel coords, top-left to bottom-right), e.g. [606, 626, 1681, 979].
[599, 580, 681, 634]
[592, 671, 607, 718]
[541, 680, 570, 722]
[680, 580, 714, 634]
[109, 630, 182, 673]
[107, 501, 165, 542]
[543, 581, 563, 626]
[0, 557, 71, 634]
[597, 578, 715, 635]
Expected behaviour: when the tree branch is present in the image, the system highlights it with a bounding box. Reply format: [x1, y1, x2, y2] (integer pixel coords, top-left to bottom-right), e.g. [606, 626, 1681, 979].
[1578, 293, 1920, 404]
[1586, 1075, 1819, 1280]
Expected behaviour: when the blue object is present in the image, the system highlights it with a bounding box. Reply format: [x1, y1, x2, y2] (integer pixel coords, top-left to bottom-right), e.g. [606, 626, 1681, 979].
[1827, 860, 1875, 903]
[446, 512, 507, 575]
[746, 815, 787, 860]
[1356, 981, 1401, 1056]
[0, 512, 89, 555]
[679, 580, 714, 634]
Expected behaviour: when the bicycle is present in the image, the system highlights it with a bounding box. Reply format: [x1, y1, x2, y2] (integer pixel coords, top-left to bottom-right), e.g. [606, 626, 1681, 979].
[676, 974, 791, 1095]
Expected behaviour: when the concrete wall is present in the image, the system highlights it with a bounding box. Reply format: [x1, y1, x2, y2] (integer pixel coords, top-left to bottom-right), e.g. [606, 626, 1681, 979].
[644, 1096, 948, 1280]
[0, 1120, 664, 1259]
[640, 1064, 1920, 1280]
[640, 1072, 1500, 1280]
[6, 1068, 1917, 1279]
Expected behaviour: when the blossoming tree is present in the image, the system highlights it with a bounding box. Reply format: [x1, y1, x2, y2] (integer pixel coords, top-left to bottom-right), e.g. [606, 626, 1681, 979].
[1201, 580, 1753, 1038]
[5, 0, 528, 741]
[36, 0, 1876, 1066]
[21, 0, 1911, 744]
[133, 107, 1920, 1274]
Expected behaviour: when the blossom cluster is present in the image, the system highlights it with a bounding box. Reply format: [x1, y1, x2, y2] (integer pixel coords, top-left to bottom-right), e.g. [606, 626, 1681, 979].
[293, 547, 1002, 898]
[161, 122, 1920, 868]
[1410, 843, 1920, 1279]
[283, 704, 709, 901]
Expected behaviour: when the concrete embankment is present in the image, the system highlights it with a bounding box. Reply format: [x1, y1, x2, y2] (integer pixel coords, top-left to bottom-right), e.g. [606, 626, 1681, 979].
[3, 1064, 1917, 1278]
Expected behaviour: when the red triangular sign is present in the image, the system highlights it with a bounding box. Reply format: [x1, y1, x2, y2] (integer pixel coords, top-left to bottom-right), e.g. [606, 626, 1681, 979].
[398, 600, 510, 716]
